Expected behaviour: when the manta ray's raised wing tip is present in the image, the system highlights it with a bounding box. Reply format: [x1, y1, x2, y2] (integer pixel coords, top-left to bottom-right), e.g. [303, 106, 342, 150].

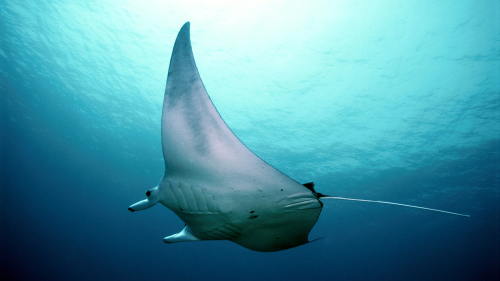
[178, 21, 190, 33]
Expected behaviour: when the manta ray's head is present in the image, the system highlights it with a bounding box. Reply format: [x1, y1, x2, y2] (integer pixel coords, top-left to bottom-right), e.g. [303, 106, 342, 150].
[128, 186, 160, 212]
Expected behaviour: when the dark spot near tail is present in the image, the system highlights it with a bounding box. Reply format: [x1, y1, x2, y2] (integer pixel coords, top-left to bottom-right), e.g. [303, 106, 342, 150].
[179, 208, 183, 211]
[250, 211, 255, 213]
[276, 237, 280, 239]
[281, 189, 283, 191]
[302, 182, 315, 192]
[248, 215, 259, 219]
[146, 190, 151, 196]
[128, 208, 135, 212]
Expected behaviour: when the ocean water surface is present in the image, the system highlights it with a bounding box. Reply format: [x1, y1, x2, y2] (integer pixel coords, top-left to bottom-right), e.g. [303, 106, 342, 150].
[1, 0, 499, 280]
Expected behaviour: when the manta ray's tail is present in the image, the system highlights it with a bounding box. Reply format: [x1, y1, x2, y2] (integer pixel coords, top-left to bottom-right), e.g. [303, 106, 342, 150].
[320, 196, 470, 217]
[303, 182, 469, 217]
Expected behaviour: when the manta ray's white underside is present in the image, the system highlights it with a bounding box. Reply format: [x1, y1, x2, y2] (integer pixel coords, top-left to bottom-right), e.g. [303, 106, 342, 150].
[128, 22, 323, 252]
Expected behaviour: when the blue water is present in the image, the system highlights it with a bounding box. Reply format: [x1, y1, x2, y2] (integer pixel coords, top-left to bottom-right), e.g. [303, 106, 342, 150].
[1, 0, 499, 280]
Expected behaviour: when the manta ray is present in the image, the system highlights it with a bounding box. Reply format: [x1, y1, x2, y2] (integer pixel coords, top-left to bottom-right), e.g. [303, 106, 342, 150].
[129, 22, 468, 252]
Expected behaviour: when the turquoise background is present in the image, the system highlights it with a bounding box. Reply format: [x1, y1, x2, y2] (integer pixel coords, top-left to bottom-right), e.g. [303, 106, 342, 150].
[1, 1, 499, 280]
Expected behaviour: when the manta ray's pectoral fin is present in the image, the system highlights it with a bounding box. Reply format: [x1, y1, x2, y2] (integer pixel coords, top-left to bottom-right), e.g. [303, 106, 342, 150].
[128, 186, 160, 212]
[163, 225, 201, 243]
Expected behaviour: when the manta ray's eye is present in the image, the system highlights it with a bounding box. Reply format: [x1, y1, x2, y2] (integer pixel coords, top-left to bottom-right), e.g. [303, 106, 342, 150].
[146, 190, 151, 196]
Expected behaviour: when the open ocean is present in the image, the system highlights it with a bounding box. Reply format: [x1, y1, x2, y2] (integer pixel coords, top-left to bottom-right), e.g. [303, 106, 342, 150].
[1, 0, 499, 280]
